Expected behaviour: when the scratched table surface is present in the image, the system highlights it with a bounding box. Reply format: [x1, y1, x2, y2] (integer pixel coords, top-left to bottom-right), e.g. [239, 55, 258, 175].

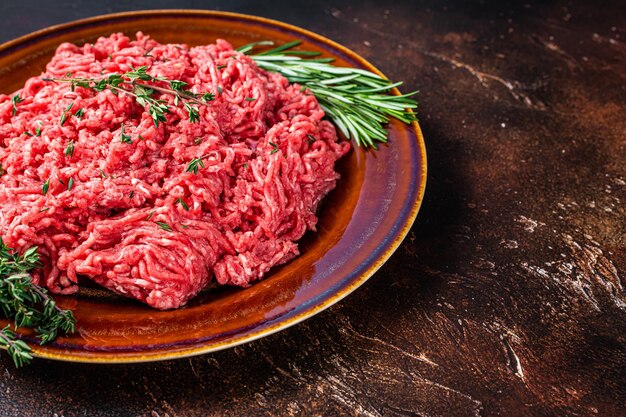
[1, 1, 625, 416]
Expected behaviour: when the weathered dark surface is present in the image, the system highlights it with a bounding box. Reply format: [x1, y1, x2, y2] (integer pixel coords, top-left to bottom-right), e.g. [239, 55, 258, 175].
[1, 1, 625, 416]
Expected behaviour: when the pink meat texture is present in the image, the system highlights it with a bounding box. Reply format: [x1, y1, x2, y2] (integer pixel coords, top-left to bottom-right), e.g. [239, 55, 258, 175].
[0, 33, 349, 309]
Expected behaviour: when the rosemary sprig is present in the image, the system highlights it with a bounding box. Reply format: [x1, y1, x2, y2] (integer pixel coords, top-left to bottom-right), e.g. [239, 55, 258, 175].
[0, 239, 76, 367]
[42, 67, 214, 127]
[239, 40, 418, 148]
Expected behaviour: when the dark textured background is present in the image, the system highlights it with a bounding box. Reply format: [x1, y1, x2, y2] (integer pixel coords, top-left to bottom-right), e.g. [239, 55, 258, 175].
[1, 1, 625, 416]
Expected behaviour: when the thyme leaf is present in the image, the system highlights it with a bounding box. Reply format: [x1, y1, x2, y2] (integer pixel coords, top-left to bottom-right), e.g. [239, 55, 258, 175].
[64, 140, 75, 158]
[155, 221, 171, 231]
[11, 95, 23, 116]
[186, 157, 205, 175]
[176, 198, 189, 211]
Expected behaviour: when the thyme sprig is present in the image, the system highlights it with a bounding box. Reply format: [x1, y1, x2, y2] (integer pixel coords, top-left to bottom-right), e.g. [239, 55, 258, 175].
[0, 240, 76, 367]
[239, 40, 418, 148]
[42, 67, 214, 127]
[0, 327, 32, 367]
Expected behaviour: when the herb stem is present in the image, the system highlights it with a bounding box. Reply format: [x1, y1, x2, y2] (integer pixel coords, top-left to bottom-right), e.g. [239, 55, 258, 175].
[135, 82, 206, 105]
[43, 68, 213, 127]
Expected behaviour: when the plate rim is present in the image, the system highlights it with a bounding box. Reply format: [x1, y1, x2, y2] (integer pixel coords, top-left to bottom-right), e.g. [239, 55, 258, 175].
[0, 9, 427, 364]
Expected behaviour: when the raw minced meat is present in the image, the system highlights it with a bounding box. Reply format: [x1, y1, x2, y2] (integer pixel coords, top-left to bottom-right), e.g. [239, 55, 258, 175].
[0, 32, 349, 309]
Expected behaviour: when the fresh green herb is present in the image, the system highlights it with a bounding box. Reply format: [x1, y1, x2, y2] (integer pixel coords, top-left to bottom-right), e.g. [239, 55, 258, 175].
[39, 207, 49, 212]
[155, 221, 171, 231]
[269, 141, 279, 154]
[120, 125, 133, 144]
[186, 157, 205, 174]
[67, 177, 74, 191]
[306, 134, 316, 144]
[180, 224, 189, 229]
[184, 101, 200, 123]
[24, 131, 32, 137]
[64, 140, 75, 158]
[238, 40, 418, 148]
[243, 163, 249, 169]
[201, 93, 214, 102]
[59, 102, 74, 126]
[245, 97, 256, 102]
[0, 241, 76, 367]
[35, 125, 42, 137]
[75, 108, 85, 119]
[146, 211, 155, 221]
[11, 95, 23, 116]
[99, 169, 106, 179]
[138, 134, 145, 141]
[169, 80, 187, 90]
[216, 65, 226, 70]
[0, 327, 32, 368]
[43, 68, 213, 127]
[194, 137, 203, 145]
[217, 86, 223, 94]
[176, 198, 189, 211]
[143, 47, 154, 58]
[125, 66, 155, 81]
[42, 179, 50, 195]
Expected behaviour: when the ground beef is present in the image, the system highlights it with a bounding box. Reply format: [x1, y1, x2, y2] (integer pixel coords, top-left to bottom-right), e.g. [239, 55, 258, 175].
[0, 32, 349, 310]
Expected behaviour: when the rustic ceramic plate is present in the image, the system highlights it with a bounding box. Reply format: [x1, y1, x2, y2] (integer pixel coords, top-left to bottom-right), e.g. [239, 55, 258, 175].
[0, 10, 426, 363]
